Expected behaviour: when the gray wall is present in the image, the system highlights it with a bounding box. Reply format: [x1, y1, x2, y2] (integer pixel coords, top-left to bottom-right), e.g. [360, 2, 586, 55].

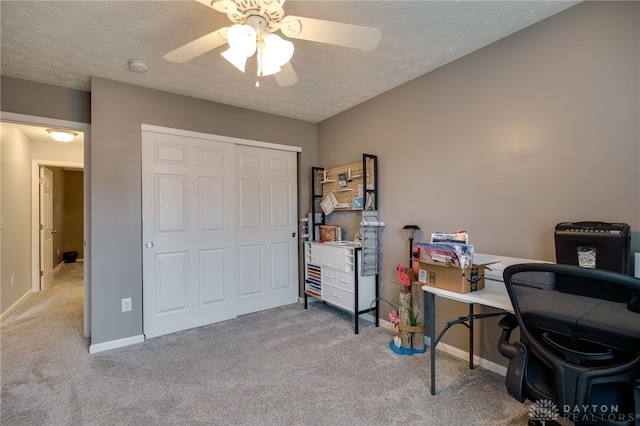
[90, 77, 317, 344]
[0, 76, 91, 124]
[317, 1, 640, 366]
[0, 123, 32, 312]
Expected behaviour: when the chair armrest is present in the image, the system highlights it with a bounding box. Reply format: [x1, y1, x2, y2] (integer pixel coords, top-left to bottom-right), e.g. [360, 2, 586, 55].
[498, 314, 520, 359]
[496, 314, 527, 402]
[499, 313, 519, 332]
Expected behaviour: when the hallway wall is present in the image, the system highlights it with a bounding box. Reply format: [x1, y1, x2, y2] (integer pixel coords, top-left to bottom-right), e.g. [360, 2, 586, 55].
[0, 123, 32, 312]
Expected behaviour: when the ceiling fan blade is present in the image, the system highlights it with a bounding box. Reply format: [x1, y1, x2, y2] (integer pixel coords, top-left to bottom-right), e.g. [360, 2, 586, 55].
[210, 0, 238, 14]
[280, 16, 381, 51]
[274, 62, 298, 87]
[194, 0, 214, 9]
[164, 28, 229, 63]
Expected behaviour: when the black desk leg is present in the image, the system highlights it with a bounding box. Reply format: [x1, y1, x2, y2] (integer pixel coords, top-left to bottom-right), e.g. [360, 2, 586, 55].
[429, 292, 436, 395]
[354, 263, 359, 334]
[469, 304, 474, 370]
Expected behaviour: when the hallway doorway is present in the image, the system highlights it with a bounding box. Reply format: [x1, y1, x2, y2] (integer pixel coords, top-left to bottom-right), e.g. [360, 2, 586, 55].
[0, 112, 90, 338]
[37, 164, 84, 291]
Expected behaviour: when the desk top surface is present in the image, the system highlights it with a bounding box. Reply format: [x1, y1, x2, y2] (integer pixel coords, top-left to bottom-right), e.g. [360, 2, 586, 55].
[422, 279, 514, 313]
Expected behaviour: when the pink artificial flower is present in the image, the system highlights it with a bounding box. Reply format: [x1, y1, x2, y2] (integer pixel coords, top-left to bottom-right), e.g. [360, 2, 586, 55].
[389, 310, 400, 325]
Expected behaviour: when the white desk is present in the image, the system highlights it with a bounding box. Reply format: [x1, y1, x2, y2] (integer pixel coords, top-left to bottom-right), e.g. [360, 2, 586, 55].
[422, 279, 514, 395]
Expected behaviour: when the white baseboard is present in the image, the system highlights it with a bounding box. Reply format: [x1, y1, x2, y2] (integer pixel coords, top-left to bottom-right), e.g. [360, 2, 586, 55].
[0, 290, 33, 323]
[379, 318, 508, 377]
[89, 334, 145, 354]
[429, 338, 508, 377]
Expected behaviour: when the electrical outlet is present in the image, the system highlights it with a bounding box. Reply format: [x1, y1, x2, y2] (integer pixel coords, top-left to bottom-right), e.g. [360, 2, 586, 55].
[121, 298, 132, 312]
[11, 275, 15, 286]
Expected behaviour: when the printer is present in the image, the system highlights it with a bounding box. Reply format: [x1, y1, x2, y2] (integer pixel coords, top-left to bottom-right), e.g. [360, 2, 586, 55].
[474, 253, 550, 282]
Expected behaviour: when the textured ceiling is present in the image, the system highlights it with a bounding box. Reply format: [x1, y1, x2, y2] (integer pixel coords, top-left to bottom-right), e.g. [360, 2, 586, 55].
[1, 1, 578, 125]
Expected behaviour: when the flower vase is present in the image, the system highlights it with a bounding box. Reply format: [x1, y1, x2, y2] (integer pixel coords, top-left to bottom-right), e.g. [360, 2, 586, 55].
[411, 282, 425, 350]
[398, 292, 412, 348]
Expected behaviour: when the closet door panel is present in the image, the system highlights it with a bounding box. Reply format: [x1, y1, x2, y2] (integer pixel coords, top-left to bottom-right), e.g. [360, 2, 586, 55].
[236, 146, 298, 315]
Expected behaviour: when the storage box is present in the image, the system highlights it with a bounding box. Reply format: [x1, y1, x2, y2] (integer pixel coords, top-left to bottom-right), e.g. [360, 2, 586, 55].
[320, 225, 339, 242]
[418, 260, 485, 293]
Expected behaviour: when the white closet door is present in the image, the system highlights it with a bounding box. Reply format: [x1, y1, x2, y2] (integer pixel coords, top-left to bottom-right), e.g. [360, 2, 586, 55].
[236, 145, 299, 315]
[142, 131, 236, 338]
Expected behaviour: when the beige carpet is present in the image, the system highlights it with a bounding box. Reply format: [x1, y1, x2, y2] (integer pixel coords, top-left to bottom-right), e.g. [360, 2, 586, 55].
[1, 262, 531, 425]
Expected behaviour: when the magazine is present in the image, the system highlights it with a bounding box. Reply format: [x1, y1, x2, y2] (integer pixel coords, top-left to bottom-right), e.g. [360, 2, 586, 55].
[416, 242, 474, 269]
[431, 231, 468, 244]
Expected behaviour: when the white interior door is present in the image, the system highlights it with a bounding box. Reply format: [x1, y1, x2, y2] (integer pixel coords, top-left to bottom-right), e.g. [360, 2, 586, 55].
[142, 131, 236, 338]
[236, 145, 298, 315]
[39, 166, 54, 290]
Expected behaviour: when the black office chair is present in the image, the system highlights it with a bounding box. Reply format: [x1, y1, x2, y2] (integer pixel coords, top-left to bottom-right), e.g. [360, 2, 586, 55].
[497, 263, 640, 426]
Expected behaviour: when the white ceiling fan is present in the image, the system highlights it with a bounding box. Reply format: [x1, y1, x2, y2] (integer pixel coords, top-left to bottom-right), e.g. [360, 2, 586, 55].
[164, 0, 382, 87]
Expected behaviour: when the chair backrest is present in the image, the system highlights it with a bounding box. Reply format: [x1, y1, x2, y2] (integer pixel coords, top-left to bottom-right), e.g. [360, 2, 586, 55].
[504, 263, 640, 349]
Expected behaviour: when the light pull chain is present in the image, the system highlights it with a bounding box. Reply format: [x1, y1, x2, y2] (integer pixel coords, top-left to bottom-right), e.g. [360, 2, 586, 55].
[255, 19, 264, 87]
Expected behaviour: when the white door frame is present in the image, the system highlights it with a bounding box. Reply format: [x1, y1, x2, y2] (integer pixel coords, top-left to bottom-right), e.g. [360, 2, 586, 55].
[1, 111, 90, 337]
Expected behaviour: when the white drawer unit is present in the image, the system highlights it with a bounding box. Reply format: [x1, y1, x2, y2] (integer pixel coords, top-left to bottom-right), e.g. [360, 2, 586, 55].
[311, 243, 348, 271]
[323, 285, 354, 312]
[304, 241, 378, 333]
[336, 271, 354, 292]
[321, 267, 337, 286]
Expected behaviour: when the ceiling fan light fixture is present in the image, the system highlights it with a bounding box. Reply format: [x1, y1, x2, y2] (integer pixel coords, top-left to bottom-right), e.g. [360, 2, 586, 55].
[222, 24, 258, 72]
[226, 24, 257, 56]
[258, 33, 294, 77]
[221, 46, 250, 72]
[264, 33, 294, 66]
[167, 0, 380, 87]
[47, 129, 77, 143]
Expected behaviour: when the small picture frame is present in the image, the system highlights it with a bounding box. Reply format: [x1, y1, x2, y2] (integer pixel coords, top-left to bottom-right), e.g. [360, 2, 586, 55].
[338, 173, 347, 187]
[352, 197, 363, 210]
